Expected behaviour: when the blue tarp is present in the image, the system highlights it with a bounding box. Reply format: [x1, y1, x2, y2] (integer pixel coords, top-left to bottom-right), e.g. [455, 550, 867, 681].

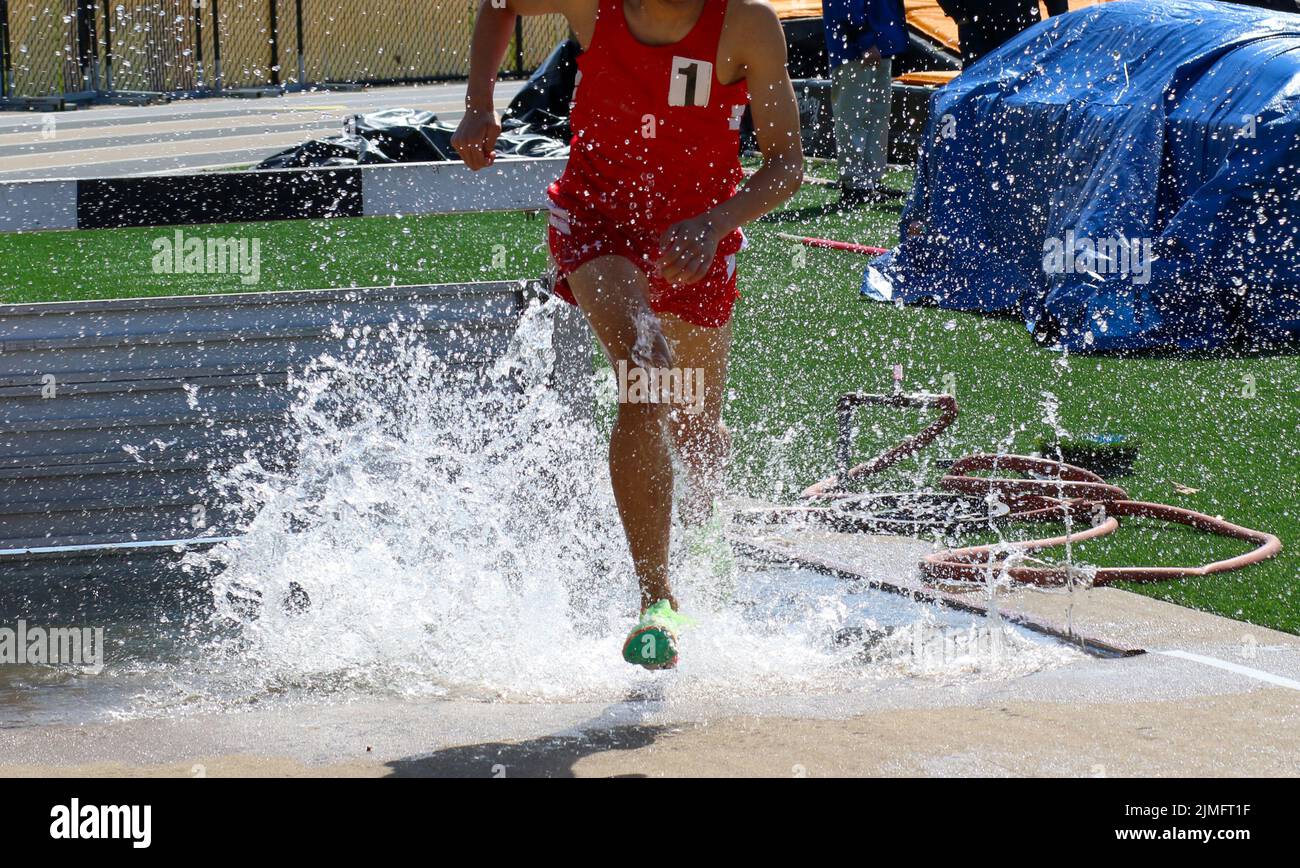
[866, 0, 1300, 352]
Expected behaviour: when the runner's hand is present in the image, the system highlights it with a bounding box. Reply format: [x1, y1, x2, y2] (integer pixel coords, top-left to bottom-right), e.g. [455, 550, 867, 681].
[657, 216, 721, 285]
[451, 109, 501, 170]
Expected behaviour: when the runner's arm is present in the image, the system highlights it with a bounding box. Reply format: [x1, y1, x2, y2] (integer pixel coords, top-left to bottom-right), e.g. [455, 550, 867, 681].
[453, 0, 579, 169]
[710, 2, 804, 233]
[658, 2, 803, 283]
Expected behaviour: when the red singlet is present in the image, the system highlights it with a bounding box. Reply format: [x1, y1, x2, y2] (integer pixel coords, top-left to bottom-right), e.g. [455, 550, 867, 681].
[547, 0, 750, 328]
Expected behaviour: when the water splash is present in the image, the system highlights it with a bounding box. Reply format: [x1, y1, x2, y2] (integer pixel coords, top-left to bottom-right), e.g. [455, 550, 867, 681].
[189, 298, 637, 701]
[137, 297, 1080, 710]
[1040, 389, 1088, 636]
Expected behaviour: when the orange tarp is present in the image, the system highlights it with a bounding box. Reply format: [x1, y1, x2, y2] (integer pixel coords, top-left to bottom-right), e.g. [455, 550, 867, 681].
[772, 2, 1117, 51]
[895, 69, 959, 86]
[771, 1, 822, 18]
[908, 1, 1116, 52]
[905, 0, 959, 50]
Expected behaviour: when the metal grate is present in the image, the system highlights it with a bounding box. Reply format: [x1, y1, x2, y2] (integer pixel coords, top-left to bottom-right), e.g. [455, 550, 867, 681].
[2, 0, 570, 100]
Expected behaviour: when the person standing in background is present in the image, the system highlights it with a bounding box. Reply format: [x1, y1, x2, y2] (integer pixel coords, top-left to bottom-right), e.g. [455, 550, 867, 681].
[822, 0, 907, 208]
[939, 1, 1068, 66]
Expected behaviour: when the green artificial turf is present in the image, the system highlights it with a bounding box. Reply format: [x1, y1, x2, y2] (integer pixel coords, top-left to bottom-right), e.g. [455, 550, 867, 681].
[1, 167, 1296, 633]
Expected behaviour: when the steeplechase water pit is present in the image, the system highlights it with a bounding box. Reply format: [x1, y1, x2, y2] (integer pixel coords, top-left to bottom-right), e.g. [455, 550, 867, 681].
[0, 295, 1088, 723]
[1, 160, 1298, 777]
[3, 290, 1299, 776]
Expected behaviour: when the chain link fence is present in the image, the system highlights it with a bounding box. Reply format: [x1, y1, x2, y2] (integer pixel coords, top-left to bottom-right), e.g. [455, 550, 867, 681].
[0, 0, 569, 102]
[2, 1, 93, 98]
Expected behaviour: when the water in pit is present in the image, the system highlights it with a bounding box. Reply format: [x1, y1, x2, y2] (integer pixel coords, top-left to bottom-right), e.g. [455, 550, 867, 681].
[0, 299, 1081, 727]
[0, 563, 1082, 727]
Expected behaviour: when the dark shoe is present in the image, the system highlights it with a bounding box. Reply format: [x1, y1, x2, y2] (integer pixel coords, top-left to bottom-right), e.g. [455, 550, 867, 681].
[837, 184, 908, 209]
[837, 184, 878, 209]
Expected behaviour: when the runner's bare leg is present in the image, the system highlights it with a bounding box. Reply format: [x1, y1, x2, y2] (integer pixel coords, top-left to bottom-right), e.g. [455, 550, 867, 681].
[565, 255, 676, 612]
[660, 313, 732, 525]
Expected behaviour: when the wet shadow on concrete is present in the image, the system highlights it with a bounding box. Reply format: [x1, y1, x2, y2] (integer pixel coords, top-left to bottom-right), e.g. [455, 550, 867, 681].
[384, 723, 673, 778]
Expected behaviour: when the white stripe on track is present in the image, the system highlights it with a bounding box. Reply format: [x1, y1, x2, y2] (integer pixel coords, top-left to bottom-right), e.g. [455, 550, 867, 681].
[1156, 650, 1300, 691]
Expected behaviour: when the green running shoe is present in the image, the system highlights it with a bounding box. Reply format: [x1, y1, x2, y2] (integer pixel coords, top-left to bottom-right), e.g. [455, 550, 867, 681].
[622, 600, 695, 670]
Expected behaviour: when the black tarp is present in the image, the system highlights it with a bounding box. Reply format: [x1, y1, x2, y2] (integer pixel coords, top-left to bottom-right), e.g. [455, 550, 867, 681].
[499, 38, 581, 141]
[256, 42, 581, 169]
[256, 106, 569, 169]
[255, 48, 578, 173]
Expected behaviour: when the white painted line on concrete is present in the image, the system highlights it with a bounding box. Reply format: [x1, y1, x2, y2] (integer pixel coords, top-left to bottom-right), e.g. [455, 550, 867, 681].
[1, 128, 338, 171]
[1156, 650, 1300, 692]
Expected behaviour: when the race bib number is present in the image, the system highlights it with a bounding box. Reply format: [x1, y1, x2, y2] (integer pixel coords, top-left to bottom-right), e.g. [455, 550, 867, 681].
[668, 56, 712, 107]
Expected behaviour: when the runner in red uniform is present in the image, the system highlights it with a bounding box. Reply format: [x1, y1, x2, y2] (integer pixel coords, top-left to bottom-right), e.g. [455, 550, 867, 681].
[547, 0, 751, 328]
[454, 0, 802, 668]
